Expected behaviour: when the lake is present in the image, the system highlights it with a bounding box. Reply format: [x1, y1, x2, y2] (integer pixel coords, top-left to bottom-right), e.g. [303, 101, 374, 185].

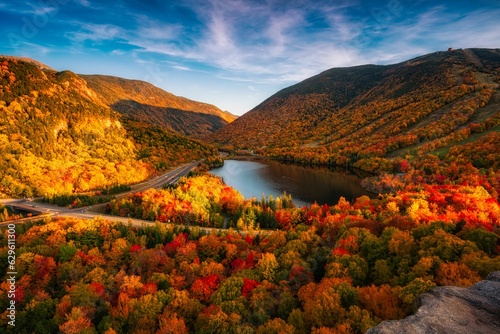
[209, 159, 372, 207]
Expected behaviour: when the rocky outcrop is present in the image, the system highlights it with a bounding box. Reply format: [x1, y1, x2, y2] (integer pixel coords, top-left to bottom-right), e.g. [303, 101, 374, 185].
[367, 271, 500, 334]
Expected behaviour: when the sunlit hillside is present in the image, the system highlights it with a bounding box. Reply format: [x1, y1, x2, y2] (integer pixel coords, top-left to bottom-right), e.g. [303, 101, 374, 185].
[0, 50, 499, 334]
[211, 48, 500, 174]
[0, 58, 217, 198]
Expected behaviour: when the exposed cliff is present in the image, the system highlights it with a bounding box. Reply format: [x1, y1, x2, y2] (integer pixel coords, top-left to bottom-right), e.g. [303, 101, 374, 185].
[367, 271, 500, 334]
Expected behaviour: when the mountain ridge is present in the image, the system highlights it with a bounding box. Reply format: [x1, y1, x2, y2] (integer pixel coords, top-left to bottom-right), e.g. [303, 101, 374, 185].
[210, 48, 500, 173]
[81, 74, 237, 138]
[0, 55, 54, 70]
[1, 55, 236, 139]
[81, 74, 235, 121]
[0, 56, 216, 197]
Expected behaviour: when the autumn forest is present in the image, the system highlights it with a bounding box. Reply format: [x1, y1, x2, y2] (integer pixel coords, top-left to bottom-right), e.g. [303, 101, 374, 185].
[1, 49, 500, 333]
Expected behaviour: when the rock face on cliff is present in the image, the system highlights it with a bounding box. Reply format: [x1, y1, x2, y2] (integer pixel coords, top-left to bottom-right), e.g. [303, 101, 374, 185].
[367, 271, 500, 334]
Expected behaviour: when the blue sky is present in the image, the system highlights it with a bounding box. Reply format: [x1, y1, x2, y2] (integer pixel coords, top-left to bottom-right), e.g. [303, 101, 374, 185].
[1, 0, 500, 115]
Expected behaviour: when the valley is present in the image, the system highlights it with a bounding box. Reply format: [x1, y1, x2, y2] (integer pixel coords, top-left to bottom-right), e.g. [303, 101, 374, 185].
[0, 57, 221, 199]
[0, 49, 499, 334]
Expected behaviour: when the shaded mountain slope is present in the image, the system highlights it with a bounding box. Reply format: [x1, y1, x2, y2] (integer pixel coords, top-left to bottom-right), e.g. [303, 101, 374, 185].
[110, 99, 228, 138]
[210, 49, 500, 173]
[82, 74, 236, 138]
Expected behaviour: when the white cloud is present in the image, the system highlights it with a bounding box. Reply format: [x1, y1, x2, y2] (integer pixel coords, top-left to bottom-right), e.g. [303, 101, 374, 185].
[265, 11, 305, 56]
[1, 2, 58, 15]
[62, 1, 500, 89]
[110, 49, 126, 55]
[76, 0, 91, 7]
[30, 5, 58, 16]
[431, 8, 500, 48]
[172, 65, 192, 71]
[355, 6, 500, 65]
[134, 15, 182, 41]
[16, 41, 52, 55]
[153, 1, 364, 83]
[204, 10, 235, 52]
[61, 0, 369, 84]
[66, 23, 125, 42]
[73, 0, 105, 10]
[326, 13, 363, 42]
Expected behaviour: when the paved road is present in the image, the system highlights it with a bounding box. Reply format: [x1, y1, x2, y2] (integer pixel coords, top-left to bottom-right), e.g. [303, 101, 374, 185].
[126, 162, 199, 195]
[0, 161, 265, 236]
[0, 162, 200, 226]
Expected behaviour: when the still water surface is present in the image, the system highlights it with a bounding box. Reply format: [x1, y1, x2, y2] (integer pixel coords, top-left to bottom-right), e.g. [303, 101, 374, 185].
[209, 159, 371, 207]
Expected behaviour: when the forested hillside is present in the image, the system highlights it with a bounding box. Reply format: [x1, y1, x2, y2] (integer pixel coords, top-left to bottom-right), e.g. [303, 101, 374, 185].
[82, 75, 236, 138]
[1, 173, 498, 333]
[122, 119, 216, 172]
[1, 49, 499, 333]
[0, 57, 216, 198]
[211, 49, 500, 174]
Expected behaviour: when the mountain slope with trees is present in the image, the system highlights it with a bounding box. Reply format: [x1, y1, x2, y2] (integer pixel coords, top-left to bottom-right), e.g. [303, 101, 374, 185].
[82, 74, 237, 138]
[0, 57, 216, 198]
[210, 48, 500, 173]
[1, 172, 498, 332]
[1, 50, 499, 334]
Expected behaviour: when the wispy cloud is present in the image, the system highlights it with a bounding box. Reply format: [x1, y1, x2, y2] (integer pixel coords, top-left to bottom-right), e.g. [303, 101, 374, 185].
[73, 0, 105, 10]
[59, 1, 367, 84]
[431, 8, 500, 47]
[110, 49, 126, 55]
[27, 3, 58, 16]
[0, 2, 57, 15]
[134, 1, 364, 83]
[59, 0, 500, 88]
[75, 0, 91, 7]
[265, 10, 305, 56]
[66, 23, 125, 42]
[16, 41, 53, 55]
[356, 5, 500, 65]
[172, 65, 192, 71]
[134, 15, 182, 41]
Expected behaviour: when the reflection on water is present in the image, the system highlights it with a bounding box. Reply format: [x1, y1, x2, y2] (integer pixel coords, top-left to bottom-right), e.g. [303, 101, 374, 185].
[209, 159, 371, 206]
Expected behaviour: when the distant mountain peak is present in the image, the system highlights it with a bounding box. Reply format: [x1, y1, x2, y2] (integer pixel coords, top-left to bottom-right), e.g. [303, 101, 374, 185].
[209, 48, 500, 169]
[81, 74, 237, 138]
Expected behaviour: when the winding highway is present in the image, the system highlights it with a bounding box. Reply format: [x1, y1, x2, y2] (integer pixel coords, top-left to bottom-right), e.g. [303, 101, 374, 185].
[1, 160, 265, 236]
[0, 161, 200, 228]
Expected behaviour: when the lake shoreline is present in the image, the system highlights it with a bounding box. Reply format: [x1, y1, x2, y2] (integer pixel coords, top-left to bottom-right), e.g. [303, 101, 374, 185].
[222, 154, 376, 179]
[209, 159, 373, 207]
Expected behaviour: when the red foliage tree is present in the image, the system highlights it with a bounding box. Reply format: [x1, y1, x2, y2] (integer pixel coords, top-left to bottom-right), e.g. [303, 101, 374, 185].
[241, 278, 260, 298]
[191, 274, 221, 303]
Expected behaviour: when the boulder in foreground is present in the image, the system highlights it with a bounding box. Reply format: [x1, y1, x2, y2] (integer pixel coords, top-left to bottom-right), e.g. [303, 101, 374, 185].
[367, 271, 500, 334]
